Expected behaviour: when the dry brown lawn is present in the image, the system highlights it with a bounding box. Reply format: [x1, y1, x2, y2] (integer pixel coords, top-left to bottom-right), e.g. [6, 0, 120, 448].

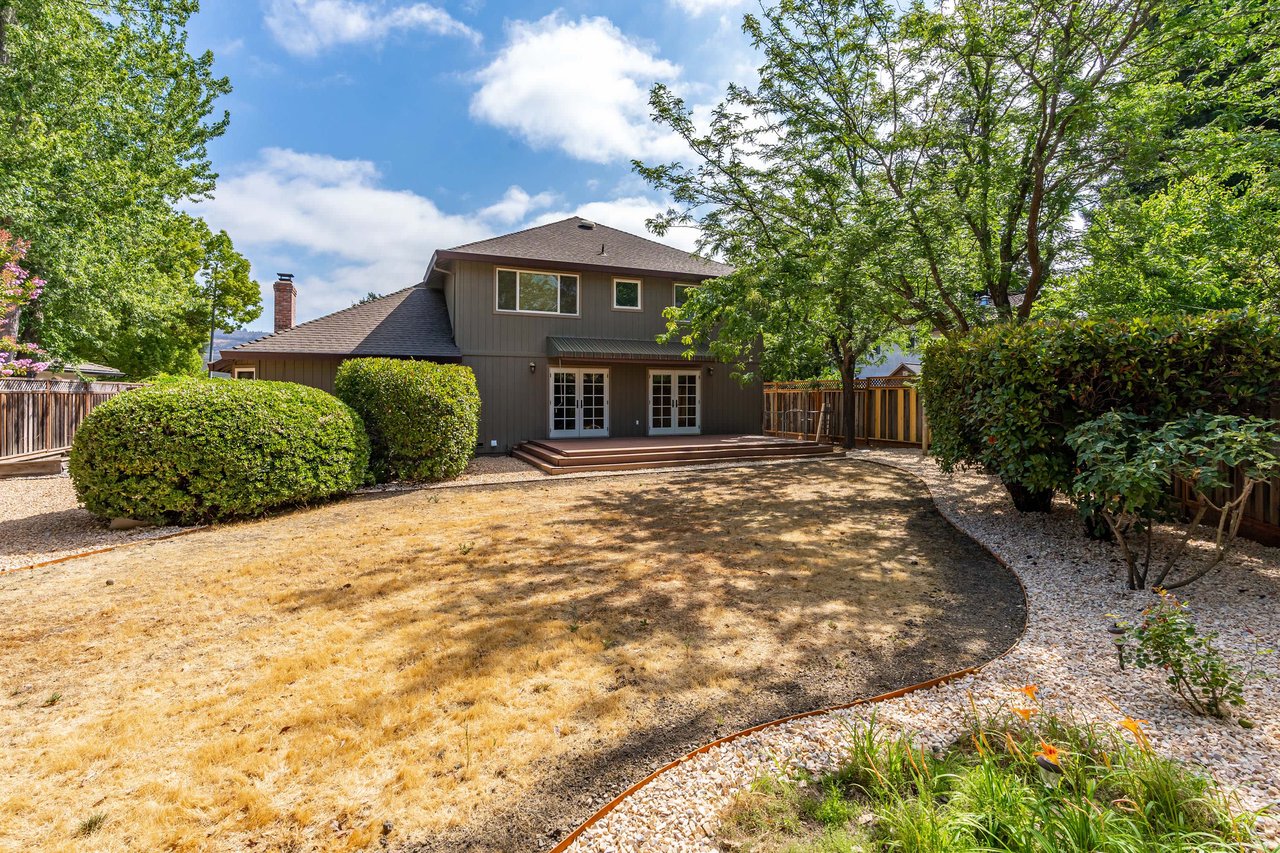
[0, 459, 1023, 853]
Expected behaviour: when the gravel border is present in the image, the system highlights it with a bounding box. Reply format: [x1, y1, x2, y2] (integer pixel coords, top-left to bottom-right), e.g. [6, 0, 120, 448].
[564, 449, 1280, 852]
[0, 475, 186, 574]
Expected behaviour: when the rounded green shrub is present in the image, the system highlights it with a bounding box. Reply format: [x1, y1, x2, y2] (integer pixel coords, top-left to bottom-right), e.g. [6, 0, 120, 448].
[334, 358, 479, 483]
[921, 310, 1280, 511]
[70, 380, 370, 524]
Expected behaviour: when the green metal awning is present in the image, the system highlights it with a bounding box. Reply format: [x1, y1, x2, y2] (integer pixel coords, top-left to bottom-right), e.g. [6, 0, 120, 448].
[546, 336, 714, 362]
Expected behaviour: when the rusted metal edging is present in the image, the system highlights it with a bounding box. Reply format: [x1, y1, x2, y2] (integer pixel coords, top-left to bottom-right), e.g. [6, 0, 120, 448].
[547, 458, 1031, 853]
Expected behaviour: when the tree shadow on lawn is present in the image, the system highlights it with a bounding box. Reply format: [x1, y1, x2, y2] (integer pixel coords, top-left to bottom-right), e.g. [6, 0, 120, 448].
[278, 460, 1026, 852]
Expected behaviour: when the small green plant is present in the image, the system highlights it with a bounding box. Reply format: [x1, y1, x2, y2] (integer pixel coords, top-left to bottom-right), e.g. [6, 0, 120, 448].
[75, 812, 106, 837]
[41, 692, 61, 707]
[1123, 594, 1245, 718]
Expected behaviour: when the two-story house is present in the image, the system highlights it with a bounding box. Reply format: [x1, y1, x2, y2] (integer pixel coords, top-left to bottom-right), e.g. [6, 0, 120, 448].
[211, 217, 765, 455]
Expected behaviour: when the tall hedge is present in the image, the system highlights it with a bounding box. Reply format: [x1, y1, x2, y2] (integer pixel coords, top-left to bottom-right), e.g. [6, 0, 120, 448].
[70, 381, 370, 524]
[334, 358, 479, 483]
[920, 311, 1280, 511]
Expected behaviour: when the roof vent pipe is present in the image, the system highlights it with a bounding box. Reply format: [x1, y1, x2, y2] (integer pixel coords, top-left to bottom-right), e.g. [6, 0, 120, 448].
[599, 242, 606, 256]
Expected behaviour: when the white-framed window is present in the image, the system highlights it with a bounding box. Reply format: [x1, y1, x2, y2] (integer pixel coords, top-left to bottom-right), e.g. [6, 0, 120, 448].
[612, 278, 642, 311]
[232, 366, 256, 380]
[673, 282, 697, 308]
[496, 268, 580, 316]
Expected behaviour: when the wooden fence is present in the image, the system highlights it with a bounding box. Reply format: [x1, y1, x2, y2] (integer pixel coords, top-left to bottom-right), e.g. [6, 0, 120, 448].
[0, 378, 140, 460]
[763, 377, 926, 447]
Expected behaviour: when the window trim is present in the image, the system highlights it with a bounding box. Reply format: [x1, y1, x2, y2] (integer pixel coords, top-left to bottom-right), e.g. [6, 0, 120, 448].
[232, 366, 256, 380]
[673, 281, 697, 309]
[494, 267, 582, 317]
[611, 277, 643, 312]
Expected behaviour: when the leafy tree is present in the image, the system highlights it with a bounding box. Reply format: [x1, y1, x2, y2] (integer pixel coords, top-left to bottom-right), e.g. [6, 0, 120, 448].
[639, 0, 1201, 343]
[0, 0, 259, 376]
[1042, 0, 1280, 317]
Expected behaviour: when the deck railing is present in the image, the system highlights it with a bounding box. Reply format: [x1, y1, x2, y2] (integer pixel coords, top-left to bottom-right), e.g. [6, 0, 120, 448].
[0, 378, 141, 460]
[762, 377, 927, 448]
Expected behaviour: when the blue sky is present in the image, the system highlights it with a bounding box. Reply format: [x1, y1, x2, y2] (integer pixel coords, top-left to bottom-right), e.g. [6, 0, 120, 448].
[185, 0, 759, 323]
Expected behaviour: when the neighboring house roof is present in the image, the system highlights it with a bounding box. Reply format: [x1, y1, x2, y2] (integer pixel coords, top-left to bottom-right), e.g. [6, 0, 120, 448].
[547, 336, 715, 362]
[857, 345, 921, 378]
[214, 285, 460, 363]
[69, 362, 125, 378]
[435, 217, 733, 280]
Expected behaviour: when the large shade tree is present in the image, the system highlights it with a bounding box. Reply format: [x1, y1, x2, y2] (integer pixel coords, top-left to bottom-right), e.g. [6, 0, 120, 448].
[0, 0, 259, 376]
[637, 0, 1273, 367]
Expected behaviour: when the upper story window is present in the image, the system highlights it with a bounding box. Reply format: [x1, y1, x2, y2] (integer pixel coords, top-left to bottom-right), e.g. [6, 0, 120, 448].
[496, 268, 579, 316]
[673, 282, 697, 309]
[613, 278, 642, 311]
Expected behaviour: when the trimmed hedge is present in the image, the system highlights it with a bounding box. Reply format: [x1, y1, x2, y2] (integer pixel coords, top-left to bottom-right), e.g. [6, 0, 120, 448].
[69, 381, 370, 524]
[920, 311, 1280, 510]
[334, 358, 479, 483]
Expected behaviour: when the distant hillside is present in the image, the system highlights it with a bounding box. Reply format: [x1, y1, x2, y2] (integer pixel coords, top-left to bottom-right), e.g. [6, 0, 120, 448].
[205, 328, 270, 362]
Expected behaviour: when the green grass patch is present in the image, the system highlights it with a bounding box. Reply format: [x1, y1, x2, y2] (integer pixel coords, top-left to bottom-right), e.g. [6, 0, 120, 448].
[718, 707, 1257, 852]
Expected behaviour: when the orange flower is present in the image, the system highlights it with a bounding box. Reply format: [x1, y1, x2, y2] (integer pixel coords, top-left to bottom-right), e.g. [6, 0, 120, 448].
[1034, 740, 1062, 768]
[1020, 684, 1039, 702]
[1011, 706, 1037, 722]
[1117, 716, 1151, 750]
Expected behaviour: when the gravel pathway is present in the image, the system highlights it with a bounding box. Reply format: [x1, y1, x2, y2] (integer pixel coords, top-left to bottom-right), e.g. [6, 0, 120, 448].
[0, 476, 185, 573]
[566, 449, 1280, 852]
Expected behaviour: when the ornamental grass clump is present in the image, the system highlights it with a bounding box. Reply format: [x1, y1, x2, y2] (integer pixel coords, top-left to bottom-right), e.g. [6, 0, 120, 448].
[70, 380, 369, 524]
[719, 693, 1256, 851]
[334, 358, 480, 483]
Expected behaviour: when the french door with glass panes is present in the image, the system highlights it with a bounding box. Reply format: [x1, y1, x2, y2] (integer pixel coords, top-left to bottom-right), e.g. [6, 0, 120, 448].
[548, 368, 610, 438]
[648, 369, 701, 435]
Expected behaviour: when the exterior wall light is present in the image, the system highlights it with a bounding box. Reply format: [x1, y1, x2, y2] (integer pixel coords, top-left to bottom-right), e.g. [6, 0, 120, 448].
[529, 361, 536, 374]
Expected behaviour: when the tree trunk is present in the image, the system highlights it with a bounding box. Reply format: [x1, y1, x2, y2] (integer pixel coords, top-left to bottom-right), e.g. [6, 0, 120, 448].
[1004, 481, 1054, 513]
[1081, 509, 1113, 541]
[839, 355, 858, 450]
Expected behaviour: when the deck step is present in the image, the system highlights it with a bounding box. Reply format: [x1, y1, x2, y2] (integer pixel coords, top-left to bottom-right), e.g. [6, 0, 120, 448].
[513, 439, 843, 475]
[0, 450, 68, 479]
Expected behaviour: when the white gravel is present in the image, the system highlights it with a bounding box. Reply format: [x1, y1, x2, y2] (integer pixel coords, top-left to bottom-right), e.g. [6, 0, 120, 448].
[0, 475, 186, 573]
[566, 449, 1280, 851]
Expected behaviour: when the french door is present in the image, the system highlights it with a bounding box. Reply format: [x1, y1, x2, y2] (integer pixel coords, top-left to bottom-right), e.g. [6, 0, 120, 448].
[648, 369, 701, 435]
[549, 368, 610, 438]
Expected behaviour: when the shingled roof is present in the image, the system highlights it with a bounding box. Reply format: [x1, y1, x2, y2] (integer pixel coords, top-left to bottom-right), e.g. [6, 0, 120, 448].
[216, 285, 459, 361]
[435, 217, 732, 280]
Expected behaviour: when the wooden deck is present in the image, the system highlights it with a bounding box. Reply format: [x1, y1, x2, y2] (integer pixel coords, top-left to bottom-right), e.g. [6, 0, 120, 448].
[512, 434, 844, 474]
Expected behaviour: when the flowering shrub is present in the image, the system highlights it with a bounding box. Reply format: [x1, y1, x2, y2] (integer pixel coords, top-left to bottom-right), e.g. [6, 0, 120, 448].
[0, 229, 51, 376]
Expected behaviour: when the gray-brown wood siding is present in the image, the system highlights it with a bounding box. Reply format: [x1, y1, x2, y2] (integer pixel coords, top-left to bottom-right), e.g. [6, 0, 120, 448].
[224, 357, 343, 393]
[446, 260, 690, 354]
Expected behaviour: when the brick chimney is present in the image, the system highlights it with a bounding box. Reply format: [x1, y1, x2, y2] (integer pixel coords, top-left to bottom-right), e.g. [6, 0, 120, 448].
[273, 273, 296, 333]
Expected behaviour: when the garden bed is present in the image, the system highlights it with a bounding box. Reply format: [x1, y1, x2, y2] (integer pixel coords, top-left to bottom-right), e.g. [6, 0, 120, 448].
[565, 449, 1280, 851]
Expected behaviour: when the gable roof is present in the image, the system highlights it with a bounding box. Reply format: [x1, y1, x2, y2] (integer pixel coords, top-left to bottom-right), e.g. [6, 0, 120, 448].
[216, 285, 460, 361]
[434, 217, 732, 280]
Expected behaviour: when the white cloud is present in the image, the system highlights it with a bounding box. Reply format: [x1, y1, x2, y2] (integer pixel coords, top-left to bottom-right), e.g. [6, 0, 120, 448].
[470, 14, 690, 164]
[669, 0, 747, 15]
[534, 197, 703, 254]
[479, 185, 558, 225]
[263, 0, 480, 57]
[194, 149, 699, 322]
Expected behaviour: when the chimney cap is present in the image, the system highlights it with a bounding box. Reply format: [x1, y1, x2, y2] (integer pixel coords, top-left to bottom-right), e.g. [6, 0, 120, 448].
[276, 272, 295, 282]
